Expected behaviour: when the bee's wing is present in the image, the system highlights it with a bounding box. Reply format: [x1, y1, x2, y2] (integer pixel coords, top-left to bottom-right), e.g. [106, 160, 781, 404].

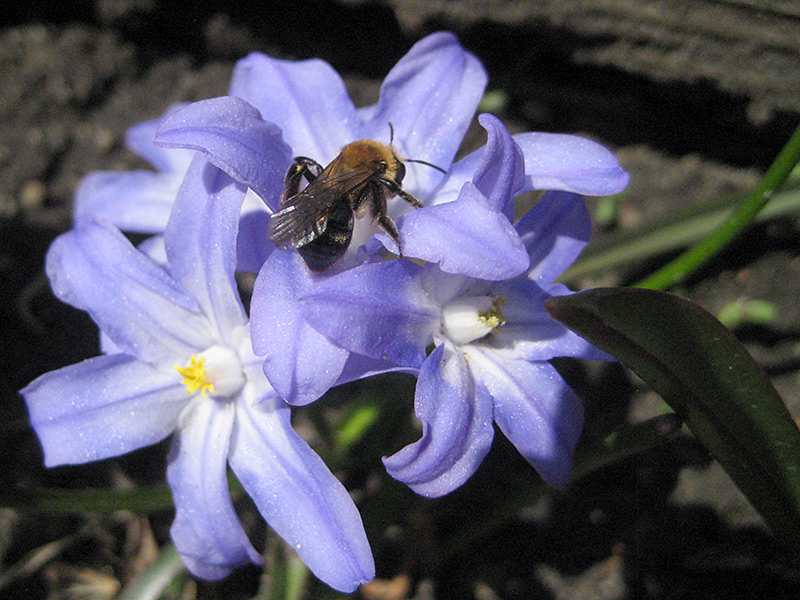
[268, 162, 377, 249]
[268, 199, 327, 248]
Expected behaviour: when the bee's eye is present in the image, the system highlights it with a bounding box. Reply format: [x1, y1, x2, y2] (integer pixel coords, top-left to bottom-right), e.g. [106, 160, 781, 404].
[395, 161, 406, 183]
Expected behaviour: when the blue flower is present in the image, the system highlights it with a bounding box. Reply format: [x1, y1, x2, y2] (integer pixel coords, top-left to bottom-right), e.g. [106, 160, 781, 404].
[155, 32, 629, 280]
[20, 157, 374, 592]
[73, 105, 195, 234]
[151, 32, 629, 407]
[73, 104, 292, 275]
[299, 190, 608, 496]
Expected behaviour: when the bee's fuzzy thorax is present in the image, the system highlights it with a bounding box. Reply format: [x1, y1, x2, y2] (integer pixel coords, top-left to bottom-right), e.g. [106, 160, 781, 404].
[268, 137, 424, 271]
[339, 140, 402, 181]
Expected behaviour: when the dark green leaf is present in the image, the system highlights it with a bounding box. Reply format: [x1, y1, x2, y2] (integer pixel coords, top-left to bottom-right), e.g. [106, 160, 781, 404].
[547, 288, 800, 553]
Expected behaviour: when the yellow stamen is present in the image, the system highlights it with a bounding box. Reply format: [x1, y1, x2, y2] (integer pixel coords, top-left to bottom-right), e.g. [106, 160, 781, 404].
[478, 295, 508, 331]
[175, 355, 215, 398]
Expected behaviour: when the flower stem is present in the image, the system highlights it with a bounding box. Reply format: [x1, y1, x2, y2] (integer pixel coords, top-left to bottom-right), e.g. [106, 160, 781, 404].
[635, 123, 800, 290]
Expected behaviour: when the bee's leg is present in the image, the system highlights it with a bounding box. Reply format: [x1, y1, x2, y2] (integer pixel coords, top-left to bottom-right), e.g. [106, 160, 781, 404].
[381, 178, 423, 209]
[281, 157, 323, 206]
[376, 213, 404, 257]
[351, 182, 375, 215]
[367, 183, 407, 257]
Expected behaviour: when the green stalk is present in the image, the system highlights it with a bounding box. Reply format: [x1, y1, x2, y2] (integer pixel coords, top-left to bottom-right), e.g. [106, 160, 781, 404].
[561, 186, 800, 282]
[635, 123, 800, 290]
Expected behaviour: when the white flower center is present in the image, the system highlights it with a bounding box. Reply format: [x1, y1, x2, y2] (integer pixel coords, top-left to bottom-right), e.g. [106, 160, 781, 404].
[174, 344, 245, 400]
[441, 295, 507, 345]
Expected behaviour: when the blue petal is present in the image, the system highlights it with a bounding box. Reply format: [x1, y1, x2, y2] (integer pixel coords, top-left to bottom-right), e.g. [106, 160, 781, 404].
[471, 114, 526, 220]
[426, 148, 480, 207]
[300, 260, 438, 368]
[229, 393, 374, 592]
[46, 220, 213, 366]
[514, 132, 630, 196]
[383, 342, 495, 497]
[515, 191, 591, 286]
[424, 113, 525, 217]
[237, 208, 274, 274]
[168, 398, 262, 580]
[165, 157, 247, 344]
[363, 32, 487, 193]
[21, 353, 187, 466]
[229, 53, 363, 163]
[387, 183, 529, 280]
[487, 279, 611, 361]
[336, 352, 418, 386]
[99, 331, 122, 355]
[250, 251, 349, 405]
[469, 348, 583, 488]
[154, 96, 292, 211]
[137, 234, 167, 266]
[73, 170, 178, 234]
[125, 106, 194, 173]
[74, 107, 194, 235]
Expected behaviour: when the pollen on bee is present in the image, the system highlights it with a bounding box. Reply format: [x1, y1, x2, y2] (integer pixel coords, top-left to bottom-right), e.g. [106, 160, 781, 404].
[174, 355, 215, 398]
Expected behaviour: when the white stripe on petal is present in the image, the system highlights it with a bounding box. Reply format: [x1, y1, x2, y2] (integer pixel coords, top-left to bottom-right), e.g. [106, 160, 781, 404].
[230, 394, 374, 592]
[168, 398, 261, 580]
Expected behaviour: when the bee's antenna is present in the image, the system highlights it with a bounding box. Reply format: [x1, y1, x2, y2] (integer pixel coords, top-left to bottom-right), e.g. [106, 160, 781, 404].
[387, 122, 446, 174]
[406, 158, 447, 175]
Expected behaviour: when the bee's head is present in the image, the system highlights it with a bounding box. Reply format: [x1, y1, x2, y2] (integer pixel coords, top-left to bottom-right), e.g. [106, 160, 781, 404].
[393, 157, 406, 184]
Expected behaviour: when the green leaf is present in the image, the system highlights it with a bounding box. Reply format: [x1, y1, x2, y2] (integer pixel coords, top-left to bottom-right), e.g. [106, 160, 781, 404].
[255, 538, 309, 600]
[546, 288, 800, 553]
[2, 471, 243, 514]
[560, 185, 800, 282]
[117, 544, 187, 600]
[717, 298, 778, 328]
[1, 484, 175, 514]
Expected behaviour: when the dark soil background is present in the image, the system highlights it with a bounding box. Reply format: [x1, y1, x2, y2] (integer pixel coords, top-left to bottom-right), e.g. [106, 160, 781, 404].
[3, 1, 800, 599]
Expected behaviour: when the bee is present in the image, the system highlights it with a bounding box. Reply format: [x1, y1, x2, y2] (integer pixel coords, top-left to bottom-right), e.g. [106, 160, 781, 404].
[267, 136, 444, 272]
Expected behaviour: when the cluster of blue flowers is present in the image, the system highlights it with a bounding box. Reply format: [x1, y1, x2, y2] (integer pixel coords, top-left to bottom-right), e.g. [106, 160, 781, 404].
[21, 33, 629, 592]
